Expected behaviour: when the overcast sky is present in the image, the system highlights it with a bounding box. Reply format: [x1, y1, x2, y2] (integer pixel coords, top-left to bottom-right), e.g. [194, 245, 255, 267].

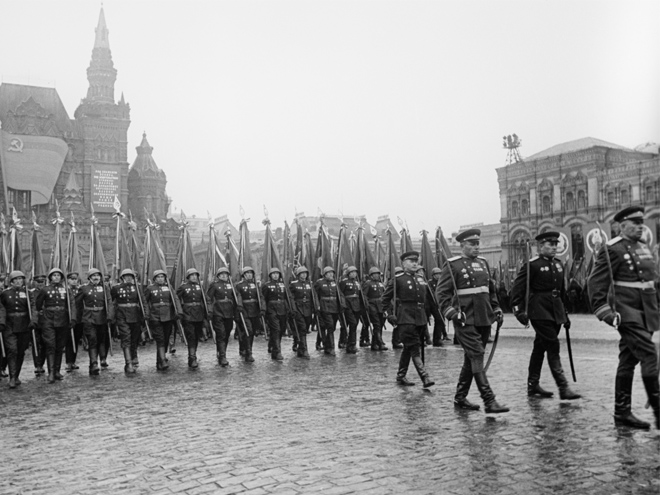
[1, 0, 658, 235]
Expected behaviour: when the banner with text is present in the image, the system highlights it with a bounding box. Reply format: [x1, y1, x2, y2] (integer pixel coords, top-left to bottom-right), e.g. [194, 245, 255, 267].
[91, 164, 122, 212]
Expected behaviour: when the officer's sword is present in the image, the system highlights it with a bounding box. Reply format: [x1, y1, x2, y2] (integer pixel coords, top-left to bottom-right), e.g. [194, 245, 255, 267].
[484, 318, 502, 373]
[25, 287, 38, 358]
[0, 332, 5, 358]
[565, 322, 577, 382]
[65, 282, 77, 355]
[596, 222, 621, 329]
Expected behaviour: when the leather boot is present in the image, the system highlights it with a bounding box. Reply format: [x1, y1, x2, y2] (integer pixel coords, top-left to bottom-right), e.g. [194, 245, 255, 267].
[527, 352, 552, 397]
[324, 331, 336, 356]
[642, 375, 660, 430]
[157, 346, 169, 370]
[47, 354, 56, 384]
[454, 363, 480, 410]
[131, 347, 139, 367]
[53, 350, 64, 380]
[614, 375, 650, 429]
[123, 348, 136, 373]
[218, 341, 229, 367]
[188, 343, 199, 369]
[411, 355, 435, 388]
[392, 327, 403, 349]
[378, 329, 388, 351]
[474, 371, 509, 413]
[548, 354, 581, 400]
[245, 334, 255, 362]
[528, 382, 554, 398]
[7, 357, 17, 388]
[396, 367, 415, 386]
[297, 334, 310, 359]
[89, 348, 100, 376]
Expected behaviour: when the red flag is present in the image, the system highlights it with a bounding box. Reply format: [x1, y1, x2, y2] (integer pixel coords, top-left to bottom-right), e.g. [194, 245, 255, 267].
[282, 221, 295, 284]
[399, 227, 414, 254]
[8, 207, 22, 272]
[89, 207, 108, 276]
[355, 225, 378, 280]
[260, 219, 284, 282]
[419, 230, 437, 272]
[0, 214, 8, 275]
[385, 229, 401, 284]
[29, 212, 47, 280]
[313, 222, 333, 281]
[238, 218, 254, 270]
[171, 212, 197, 289]
[65, 212, 83, 277]
[49, 204, 66, 271]
[335, 223, 355, 277]
[225, 230, 241, 283]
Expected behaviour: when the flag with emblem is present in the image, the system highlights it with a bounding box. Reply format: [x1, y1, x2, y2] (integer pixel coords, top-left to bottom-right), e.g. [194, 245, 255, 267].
[399, 227, 414, 255]
[65, 212, 83, 277]
[282, 221, 295, 284]
[293, 219, 304, 271]
[29, 212, 47, 280]
[141, 211, 168, 285]
[302, 230, 315, 277]
[203, 218, 229, 289]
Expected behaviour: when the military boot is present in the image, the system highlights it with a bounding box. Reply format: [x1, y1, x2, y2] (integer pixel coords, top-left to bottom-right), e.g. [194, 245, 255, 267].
[245, 334, 255, 362]
[548, 354, 581, 400]
[99, 343, 109, 368]
[131, 347, 139, 368]
[454, 365, 480, 410]
[88, 348, 100, 376]
[217, 341, 229, 367]
[396, 367, 415, 386]
[7, 357, 17, 388]
[391, 327, 403, 349]
[53, 351, 64, 380]
[614, 375, 649, 429]
[474, 371, 509, 413]
[188, 343, 199, 369]
[411, 355, 435, 388]
[642, 376, 660, 429]
[157, 346, 169, 370]
[297, 334, 310, 359]
[47, 354, 56, 384]
[123, 348, 136, 373]
[324, 331, 336, 356]
[527, 352, 552, 397]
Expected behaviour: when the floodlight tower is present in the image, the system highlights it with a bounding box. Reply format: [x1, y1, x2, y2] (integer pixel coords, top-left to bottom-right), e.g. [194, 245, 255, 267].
[502, 134, 523, 165]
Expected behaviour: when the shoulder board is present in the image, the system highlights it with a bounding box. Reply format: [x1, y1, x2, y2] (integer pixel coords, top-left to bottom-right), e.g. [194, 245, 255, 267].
[477, 256, 487, 260]
[607, 236, 622, 246]
[448, 256, 461, 262]
[529, 256, 540, 262]
[395, 272, 405, 277]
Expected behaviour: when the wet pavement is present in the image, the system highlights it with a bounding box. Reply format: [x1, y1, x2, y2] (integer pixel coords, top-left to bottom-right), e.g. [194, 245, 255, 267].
[1, 315, 658, 495]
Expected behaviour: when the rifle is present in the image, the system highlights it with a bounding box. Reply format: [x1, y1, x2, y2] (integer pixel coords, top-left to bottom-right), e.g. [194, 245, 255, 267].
[25, 287, 38, 358]
[283, 285, 300, 345]
[201, 281, 217, 345]
[524, 240, 531, 329]
[596, 222, 620, 329]
[226, 276, 250, 344]
[168, 280, 188, 347]
[135, 280, 153, 341]
[357, 282, 373, 342]
[255, 279, 269, 339]
[565, 322, 577, 382]
[101, 281, 113, 356]
[310, 280, 325, 344]
[0, 331, 5, 358]
[65, 282, 77, 355]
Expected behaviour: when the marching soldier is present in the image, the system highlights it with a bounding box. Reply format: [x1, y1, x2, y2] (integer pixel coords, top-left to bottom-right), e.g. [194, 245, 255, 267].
[111, 269, 145, 373]
[0, 271, 37, 388]
[362, 267, 388, 351]
[29, 274, 47, 375]
[65, 272, 83, 372]
[207, 267, 243, 366]
[143, 270, 181, 370]
[36, 268, 77, 384]
[339, 266, 363, 354]
[428, 267, 449, 346]
[75, 268, 114, 375]
[315, 266, 341, 356]
[176, 268, 207, 368]
[436, 229, 509, 413]
[235, 266, 261, 362]
[587, 206, 659, 429]
[289, 266, 313, 358]
[510, 232, 581, 400]
[262, 267, 288, 361]
[382, 251, 435, 387]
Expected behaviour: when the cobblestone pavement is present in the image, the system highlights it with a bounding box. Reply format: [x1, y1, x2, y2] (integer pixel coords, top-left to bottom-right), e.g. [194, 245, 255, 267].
[1, 315, 658, 495]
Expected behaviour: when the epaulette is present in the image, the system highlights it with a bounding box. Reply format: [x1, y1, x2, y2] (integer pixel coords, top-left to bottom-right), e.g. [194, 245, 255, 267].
[529, 256, 539, 262]
[607, 236, 622, 246]
[395, 272, 405, 277]
[448, 256, 461, 262]
[477, 256, 487, 260]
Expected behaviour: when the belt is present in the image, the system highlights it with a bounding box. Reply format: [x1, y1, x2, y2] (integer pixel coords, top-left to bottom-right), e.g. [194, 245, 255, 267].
[153, 302, 170, 307]
[45, 306, 66, 311]
[215, 298, 232, 302]
[321, 297, 336, 300]
[118, 303, 139, 308]
[456, 286, 489, 295]
[243, 300, 258, 304]
[614, 280, 655, 289]
[184, 302, 202, 306]
[7, 312, 28, 317]
[368, 298, 381, 301]
[345, 295, 359, 299]
[400, 301, 425, 307]
[533, 289, 561, 298]
[83, 306, 105, 311]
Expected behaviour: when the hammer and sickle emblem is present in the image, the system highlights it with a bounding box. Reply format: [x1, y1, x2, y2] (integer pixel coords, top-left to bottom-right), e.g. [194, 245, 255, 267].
[8, 138, 23, 152]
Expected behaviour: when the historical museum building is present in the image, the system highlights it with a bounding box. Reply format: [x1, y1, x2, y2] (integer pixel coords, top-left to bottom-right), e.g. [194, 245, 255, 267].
[497, 137, 660, 264]
[0, 8, 171, 268]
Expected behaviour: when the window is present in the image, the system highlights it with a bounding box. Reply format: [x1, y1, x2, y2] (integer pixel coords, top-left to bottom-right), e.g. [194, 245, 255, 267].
[511, 200, 519, 217]
[521, 199, 529, 216]
[620, 188, 629, 204]
[577, 190, 586, 209]
[542, 195, 551, 214]
[646, 185, 655, 203]
[566, 191, 575, 211]
[8, 188, 30, 210]
[607, 191, 615, 206]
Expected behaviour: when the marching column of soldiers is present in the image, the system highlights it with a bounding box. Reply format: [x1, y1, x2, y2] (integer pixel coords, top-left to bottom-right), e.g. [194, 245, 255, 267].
[0, 206, 657, 430]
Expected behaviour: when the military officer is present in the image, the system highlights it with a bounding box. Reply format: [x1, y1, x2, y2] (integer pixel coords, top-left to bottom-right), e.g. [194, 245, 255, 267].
[207, 267, 244, 366]
[144, 269, 181, 370]
[262, 267, 289, 361]
[64, 272, 83, 372]
[29, 274, 47, 374]
[427, 267, 449, 346]
[0, 271, 37, 388]
[587, 206, 659, 429]
[382, 251, 434, 387]
[510, 232, 581, 400]
[362, 267, 388, 351]
[289, 266, 313, 358]
[176, 268, 207, 368]
[235, 266, 261, 362]
[75, 268, 114, 375]
[111, 269, 145, 373]
[314, 266, 341, 356]
[339, 266, 363, 354]
[36, 268, 77, 384]
[436, 229, 509, 413]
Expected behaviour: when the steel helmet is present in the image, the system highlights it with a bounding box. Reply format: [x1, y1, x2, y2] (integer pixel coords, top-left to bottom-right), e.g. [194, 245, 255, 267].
[241, 266, 255, 275]
[48, 268, 64, 280]
[216, 267, 230, 276]
[431, 267, 442, 275]
[186, 268, 200, 278]
[120, 268, 136, 278]
[87, 268, 102, 279]
[323, 266, 335, 275]
[152, 269, 167, 280]
[295, 266, 308, 276]
[269, 267, 281, 276]
[346, 266, 358, 274]
[8, 270, 25, 282]
[368, 267, 381, 275]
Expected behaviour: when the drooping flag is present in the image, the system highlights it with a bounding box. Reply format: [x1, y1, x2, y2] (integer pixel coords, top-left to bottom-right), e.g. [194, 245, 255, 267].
[282, 221, 295, 284]
[302, 230, 315, 277]
[0, 214, 9, 276]
[335, 223, 355, 278]
[225, 229, 241, 283]
[419, 230, 438, 273]
[238, 217, 254, 271]
[29, 212, 47, 280]
[435, 227, 453, 268]
[89, 206, 108, 276]
[125, 213, 142, 279]
[8, 207, 23, 272]
[142, 211, 168, 285]
[385, 228, 401, 285]
[49, 202, 66, 271]
[171, 212, 197, 289]
[354, 225, 378, 281]
[399, 227, 414, 255]
[65, 212, 83, 277]
[260, 218, 283, 282]
[313, 221, 333, 282]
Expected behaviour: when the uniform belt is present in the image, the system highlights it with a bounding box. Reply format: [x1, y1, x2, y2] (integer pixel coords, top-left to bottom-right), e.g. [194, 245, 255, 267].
[533, 289, 561, 298]
[118, 303, 139, 308]
[456, 286, 489, 295]
[321, 296, 336, 300]
[614, 280, 655, 289]
[83, 306, 105, 311]
[45, 306, 66, 311]
[153, 302, 170, 307]
[184, 302, 202, 306]
[345, 295, 359, 299]
[7, 312, 28, 316]
[216, 298, 232, 302]
[400, 301, 425, 307]
[243, 300, 258, 304]
[368, 297, 381, 301]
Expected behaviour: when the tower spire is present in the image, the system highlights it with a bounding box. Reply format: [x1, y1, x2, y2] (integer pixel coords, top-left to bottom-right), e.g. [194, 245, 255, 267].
[94, 7, 110, 49]
[85, 6, 117, 104]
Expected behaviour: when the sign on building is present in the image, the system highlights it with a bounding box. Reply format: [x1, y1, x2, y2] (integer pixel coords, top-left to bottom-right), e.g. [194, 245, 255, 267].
[91, 165, 121, 212]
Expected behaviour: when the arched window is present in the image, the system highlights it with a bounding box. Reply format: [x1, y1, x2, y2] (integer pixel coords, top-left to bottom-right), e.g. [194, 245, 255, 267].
[521, 199, 529, 216]
[570, 224, 585, 260]
[607, 191, 615, 206]
[542, 195, 551, 214]
[620, 187, 629, 204]
[646, 185, 655, 203]
[566, 191, 575, 211]
[511, 200, 519, 217]
[577, 189, 586, 209]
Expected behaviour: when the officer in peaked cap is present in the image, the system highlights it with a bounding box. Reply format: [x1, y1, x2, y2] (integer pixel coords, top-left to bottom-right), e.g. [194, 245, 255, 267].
[436, 228, 509, 413]
[382, 251, 435, 388]
[588, 206, 659, 429]
[510, 231, 581, 401]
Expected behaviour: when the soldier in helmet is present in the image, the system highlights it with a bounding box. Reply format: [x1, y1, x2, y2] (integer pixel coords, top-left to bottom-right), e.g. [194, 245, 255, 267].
[262, 267, 288, 360]
[339, 266, 363, 354]
[111, 269, 145, 373]
[289, 266, 313, 358]
[36, 268, 77, 384]
[144, 269, 182, 370]
[0, 271, 38, 388]
[75, 268, 114, 375]
[428, 267, 449, 346]
[314, 266, 341, 356]
[207, 267, 244, 366]
[176, 268, 207, 368]
[362, 266, 388, 351]
[235, 266, 261, 361]
[29, 274, 47, 374]
[65, 271, 85, 372]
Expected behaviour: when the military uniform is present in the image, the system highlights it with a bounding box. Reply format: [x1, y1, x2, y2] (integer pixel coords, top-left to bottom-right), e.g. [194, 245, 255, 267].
[176, 278, 207, 367]
[362, 274, 388, 351]
[338, 272, 363, 354]
[262, 275, 289, 360]
[29, 281, 47, 374]
[587, 206, 659, 429]
[381, 253, 434, 387]
[427, 274, 448, 345]
[236, 272, 262, 359]
[207, 277, 243, 365]
[144, 276, 181, 369]
[436, 228, 508, 413]
[289, 273, 313, 358]
[36, 274, 77, 383]
[111, 280, 145, 371]
[314, 272, 340, 355]
[65, 280, 84, 372]
[0, 281, 37, 387]
[75, 279, 113, 374]
[510, 232, 580, 400]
